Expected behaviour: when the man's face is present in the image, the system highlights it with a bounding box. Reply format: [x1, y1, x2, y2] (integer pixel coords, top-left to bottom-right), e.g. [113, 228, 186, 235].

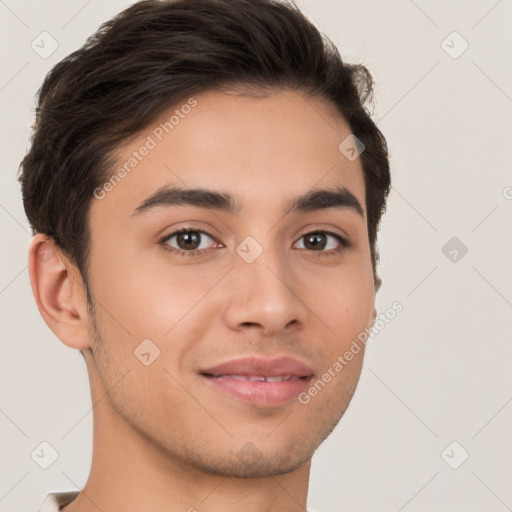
[84, 89, 375, 477]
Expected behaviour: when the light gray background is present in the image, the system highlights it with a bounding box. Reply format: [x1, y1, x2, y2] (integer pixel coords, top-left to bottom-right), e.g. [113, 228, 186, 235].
[1, 1, 511, 511]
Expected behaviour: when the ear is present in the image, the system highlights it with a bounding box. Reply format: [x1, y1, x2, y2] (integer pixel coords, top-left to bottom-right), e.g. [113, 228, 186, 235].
[28, 234, 92, 351]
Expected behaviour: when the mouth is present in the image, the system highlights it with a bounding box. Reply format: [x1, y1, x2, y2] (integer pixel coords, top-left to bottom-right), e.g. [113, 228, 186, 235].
[206, 374, 306, 382]
[198, 356, 314, 407]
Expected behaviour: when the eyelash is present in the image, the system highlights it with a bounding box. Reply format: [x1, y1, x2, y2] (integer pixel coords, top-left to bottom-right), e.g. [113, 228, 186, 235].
[158, 227, 351, 258]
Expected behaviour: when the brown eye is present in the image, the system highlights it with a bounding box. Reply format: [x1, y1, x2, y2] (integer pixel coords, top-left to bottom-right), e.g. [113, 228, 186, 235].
[175, 231, 201, 250]
[159, 228, 350, 258]
[303, 232, 328, 250]
[294, 230, 349, 255]
[161, 228, 217, 255]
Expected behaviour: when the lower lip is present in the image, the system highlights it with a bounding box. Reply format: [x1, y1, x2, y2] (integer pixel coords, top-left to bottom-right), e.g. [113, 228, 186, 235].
[200, 375, 313, 407]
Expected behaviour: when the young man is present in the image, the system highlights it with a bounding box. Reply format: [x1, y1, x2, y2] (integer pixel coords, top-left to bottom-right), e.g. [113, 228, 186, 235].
[19, 0, 391, 510]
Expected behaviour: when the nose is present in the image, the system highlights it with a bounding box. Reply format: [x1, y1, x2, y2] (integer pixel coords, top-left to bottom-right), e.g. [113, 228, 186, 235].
[222, 246, 308, 337]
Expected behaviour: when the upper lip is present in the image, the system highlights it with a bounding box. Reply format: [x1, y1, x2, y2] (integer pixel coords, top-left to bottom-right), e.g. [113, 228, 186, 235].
[199, 356, 314, 378]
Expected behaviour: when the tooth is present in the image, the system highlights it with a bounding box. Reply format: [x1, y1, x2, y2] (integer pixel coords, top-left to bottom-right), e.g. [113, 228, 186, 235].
[265, 376, 284, 382]
[248, 376, 266, 382]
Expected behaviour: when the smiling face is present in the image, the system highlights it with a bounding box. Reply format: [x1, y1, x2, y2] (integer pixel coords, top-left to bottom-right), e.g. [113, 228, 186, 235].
[82, 88, 376, 478]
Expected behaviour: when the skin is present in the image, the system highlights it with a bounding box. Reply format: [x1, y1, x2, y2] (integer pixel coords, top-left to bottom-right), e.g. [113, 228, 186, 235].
[29, 89, 377, 512]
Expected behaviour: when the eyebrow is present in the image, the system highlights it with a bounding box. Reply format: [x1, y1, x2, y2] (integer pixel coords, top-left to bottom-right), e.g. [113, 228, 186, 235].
[132, 185, 364, 218]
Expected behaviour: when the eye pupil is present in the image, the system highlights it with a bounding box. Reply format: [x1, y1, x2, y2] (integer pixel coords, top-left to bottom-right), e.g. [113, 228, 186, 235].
[304, 233, 326, 250]
[177, 231, 200, 250]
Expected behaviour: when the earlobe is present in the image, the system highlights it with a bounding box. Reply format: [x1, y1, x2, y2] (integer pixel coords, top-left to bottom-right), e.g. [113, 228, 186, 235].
[28, 234, 92, 351]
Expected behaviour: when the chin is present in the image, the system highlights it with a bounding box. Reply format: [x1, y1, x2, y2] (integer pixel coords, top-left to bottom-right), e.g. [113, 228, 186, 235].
[197, 453, 309, 478]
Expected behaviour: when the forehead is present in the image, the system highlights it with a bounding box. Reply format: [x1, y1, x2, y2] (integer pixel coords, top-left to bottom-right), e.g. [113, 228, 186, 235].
[90, 89, 366, 222]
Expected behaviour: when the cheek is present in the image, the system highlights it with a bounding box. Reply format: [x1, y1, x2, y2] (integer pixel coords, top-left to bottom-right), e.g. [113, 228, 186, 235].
[304, 260, 375, 341]
[89, 251, 187, 339]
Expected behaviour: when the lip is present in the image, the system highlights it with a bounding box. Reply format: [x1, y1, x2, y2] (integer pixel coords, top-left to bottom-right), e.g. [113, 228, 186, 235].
[199, 356, 314, 407]
[200, 355, 314, 378]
